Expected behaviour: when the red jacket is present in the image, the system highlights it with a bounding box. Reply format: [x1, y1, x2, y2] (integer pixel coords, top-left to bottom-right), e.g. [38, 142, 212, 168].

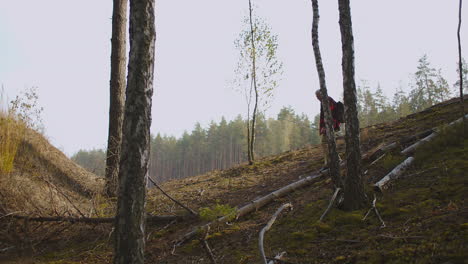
[319, 96, 341, 135]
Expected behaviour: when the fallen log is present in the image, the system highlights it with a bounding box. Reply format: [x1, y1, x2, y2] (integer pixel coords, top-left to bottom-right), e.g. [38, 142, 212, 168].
[2, 214, 184, 224]
[259, 203, 293, 264]
[374, 157, 415, 192]
[176, 172, 325, 246]
[401, 132, 438, 156]
[399, 129, 433, 146]
[364, 142, 398, 163]
[401, 114, 468, 156]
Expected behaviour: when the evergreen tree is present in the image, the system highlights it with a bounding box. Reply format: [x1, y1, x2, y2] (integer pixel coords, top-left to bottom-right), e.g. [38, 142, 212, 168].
[409, 55, 451, 112]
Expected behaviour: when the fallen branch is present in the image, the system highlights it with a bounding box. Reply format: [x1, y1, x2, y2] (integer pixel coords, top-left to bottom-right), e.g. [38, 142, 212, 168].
[267, 251, 287, 264]
[201, 226, 217, 264]
[310, 238, 361, 244]
[0, 246, 15, 253]
[377, 234, 424, 240]
[374, 157, 415, 192]
[363, 194, 385, 228]
[368, 153, 386, 168]
[319, 188, 341, 222]
[364, 142, 398, 163]
[148, 176, 198, 216]
[42, 178, 87, 218]
[175, 172, 324, 246]
[259, 203, 293, 264]
[2, 214, 183, 224]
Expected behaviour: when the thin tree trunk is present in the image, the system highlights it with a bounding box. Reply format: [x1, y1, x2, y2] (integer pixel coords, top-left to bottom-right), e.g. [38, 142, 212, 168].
[311, 0, 343, 189]
[105, 0, 128, 197]
[337, 0, 367, 210]
[458, 0, 465, 131]
[114, 0, 155, 262]
[249, 0, 258, 164]
[247, 112, 252, 165]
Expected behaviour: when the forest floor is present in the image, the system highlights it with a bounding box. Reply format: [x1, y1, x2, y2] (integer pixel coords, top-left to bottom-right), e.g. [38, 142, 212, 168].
[0, 97, 467, 264]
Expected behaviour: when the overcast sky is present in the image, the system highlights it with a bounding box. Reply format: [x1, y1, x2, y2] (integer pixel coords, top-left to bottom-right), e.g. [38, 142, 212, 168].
[0, 0, 466, 156]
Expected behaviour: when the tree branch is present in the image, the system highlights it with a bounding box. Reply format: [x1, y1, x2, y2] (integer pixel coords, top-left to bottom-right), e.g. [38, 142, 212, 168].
[319, 188, 341, 221]
[259, 203, 293, 264]
[2, 214, 183, 224]
[148, 176, 198, 216]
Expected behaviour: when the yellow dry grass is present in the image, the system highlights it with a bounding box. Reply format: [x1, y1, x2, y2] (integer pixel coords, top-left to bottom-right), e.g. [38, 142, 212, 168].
[0, 106, 104, 215]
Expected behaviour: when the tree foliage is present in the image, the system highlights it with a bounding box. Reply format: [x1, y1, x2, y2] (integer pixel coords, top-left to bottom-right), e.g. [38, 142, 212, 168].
[233, 3, 283, 164]
[409, 54, 451, 112]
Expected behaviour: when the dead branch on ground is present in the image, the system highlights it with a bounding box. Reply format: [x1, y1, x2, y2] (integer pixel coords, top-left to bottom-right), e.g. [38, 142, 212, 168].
[201, 226, 217, 264]
[259, 203, 293, 264]
[267, 251, 287, 264]
[362, 194, 385, 228]
[401, 114, 468, 155]
[2, 214, 184, 224]
[148, 176, 198, 216]
[43, 178, 86, 218]
[175, 172, 324, 246]
[319, 188, 341, 221]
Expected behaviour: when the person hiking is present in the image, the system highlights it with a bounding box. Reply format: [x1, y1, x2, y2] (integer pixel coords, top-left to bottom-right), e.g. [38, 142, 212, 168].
[315, 89, 342, 167]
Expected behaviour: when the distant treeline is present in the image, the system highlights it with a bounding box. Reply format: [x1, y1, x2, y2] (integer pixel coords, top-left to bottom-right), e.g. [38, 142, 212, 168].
[72, 55, 464, 182]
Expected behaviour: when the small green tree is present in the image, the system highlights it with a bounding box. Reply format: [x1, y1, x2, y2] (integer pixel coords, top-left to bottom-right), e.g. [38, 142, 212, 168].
[233, 0, 283, 165]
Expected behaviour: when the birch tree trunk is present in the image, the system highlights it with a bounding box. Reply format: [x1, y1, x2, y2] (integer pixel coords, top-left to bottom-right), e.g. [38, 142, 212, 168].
[337, 0, 367, 210]
[105, 0, 128, 197]
[114, 0, 155, 263]
[249, 0, 258, 165]
[311, 0, 343, 189]
[457, 0, 465, 131]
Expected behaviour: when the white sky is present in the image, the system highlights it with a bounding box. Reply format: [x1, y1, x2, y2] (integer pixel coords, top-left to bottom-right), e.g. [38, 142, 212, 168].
[0, 0, 466, 156]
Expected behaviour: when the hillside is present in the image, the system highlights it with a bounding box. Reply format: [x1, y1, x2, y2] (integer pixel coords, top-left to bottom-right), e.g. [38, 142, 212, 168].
[0, 126, 103, 225]
[0, 97, 467, 263]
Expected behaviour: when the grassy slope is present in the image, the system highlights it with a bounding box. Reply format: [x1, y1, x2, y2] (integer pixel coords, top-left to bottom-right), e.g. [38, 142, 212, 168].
[0, 127, 102, 216]
[1, 97, 466, 264]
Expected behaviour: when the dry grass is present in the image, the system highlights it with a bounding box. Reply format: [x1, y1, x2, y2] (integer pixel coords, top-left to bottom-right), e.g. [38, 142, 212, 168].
[0, 113, 24, 175]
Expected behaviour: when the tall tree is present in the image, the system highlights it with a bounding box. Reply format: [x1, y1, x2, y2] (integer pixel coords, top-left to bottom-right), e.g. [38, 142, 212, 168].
[457, 0, 465, 130]
[409, 55, 451, 112]
[233, 0, 282, 165]
[105, 0, 128, 197]
[114, 0, 155, 263]
[311, 0, 342, 189]
[337, 0, 367, 210]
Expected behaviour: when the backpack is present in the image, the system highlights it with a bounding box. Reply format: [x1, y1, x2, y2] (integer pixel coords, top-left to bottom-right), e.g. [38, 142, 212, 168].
[334, 101, 345, 123]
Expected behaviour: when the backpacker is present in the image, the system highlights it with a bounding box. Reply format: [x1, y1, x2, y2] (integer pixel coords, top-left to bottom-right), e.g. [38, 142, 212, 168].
[334, 101, 345, 123]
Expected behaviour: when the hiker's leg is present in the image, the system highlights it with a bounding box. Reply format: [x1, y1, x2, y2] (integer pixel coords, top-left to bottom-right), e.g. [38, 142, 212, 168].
[321, 134, 328, 166]
[334, 133, 342, 163]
